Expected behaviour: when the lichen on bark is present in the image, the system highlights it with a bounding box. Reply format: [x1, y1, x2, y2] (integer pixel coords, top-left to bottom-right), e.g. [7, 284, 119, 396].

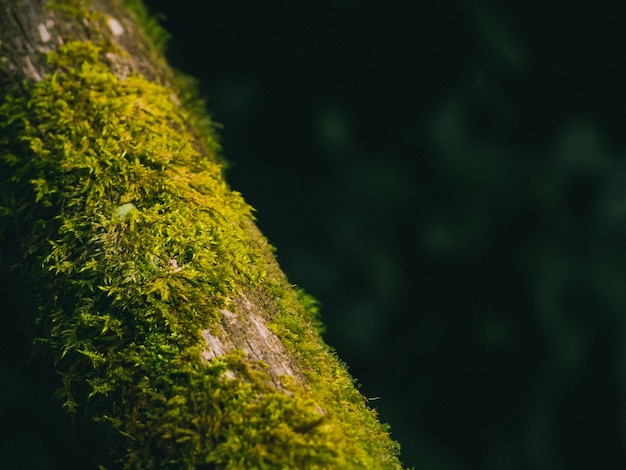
[0, 1, 403, 468]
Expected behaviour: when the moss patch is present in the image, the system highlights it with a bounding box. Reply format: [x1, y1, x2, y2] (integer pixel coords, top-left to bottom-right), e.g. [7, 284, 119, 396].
[0, 16, 402, 470]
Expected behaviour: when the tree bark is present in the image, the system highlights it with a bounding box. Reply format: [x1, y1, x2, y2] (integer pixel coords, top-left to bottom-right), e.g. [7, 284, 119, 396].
[0, 1, 402, 468]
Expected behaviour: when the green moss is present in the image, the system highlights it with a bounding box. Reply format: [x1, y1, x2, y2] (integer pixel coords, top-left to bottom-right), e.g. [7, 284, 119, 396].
[121, 0, 171, 55]
[46, 0, 98, 20]
[0, 8, 402, 470]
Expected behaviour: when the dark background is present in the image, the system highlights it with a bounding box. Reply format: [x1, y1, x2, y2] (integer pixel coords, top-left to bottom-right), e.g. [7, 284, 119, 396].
[4, 1, 626, 469]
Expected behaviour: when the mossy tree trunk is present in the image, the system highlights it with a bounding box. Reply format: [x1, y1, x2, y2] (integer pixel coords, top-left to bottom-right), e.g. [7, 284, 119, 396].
[0, 1, 402, 468]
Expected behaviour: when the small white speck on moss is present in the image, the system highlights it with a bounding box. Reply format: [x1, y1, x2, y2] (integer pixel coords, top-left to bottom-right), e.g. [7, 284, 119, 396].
[107, 17, 124, 36]
[38, 23, 51, 43]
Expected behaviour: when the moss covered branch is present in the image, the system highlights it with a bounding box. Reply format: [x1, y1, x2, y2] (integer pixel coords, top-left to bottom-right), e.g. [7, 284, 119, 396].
[0, 1, 402, 468]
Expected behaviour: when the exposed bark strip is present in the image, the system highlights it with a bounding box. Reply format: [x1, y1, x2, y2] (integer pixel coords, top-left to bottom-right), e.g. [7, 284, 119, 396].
[0, 0, 168, 89]
[202, 290, 307, 388]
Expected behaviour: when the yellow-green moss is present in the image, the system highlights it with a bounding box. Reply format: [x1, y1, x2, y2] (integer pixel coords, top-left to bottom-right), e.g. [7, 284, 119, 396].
[0, 10, 402, 470]
[121, 0, 171, 55]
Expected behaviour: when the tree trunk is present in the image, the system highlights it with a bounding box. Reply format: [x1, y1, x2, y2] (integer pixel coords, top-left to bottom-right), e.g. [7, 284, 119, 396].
[0, 1, 402, 468]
